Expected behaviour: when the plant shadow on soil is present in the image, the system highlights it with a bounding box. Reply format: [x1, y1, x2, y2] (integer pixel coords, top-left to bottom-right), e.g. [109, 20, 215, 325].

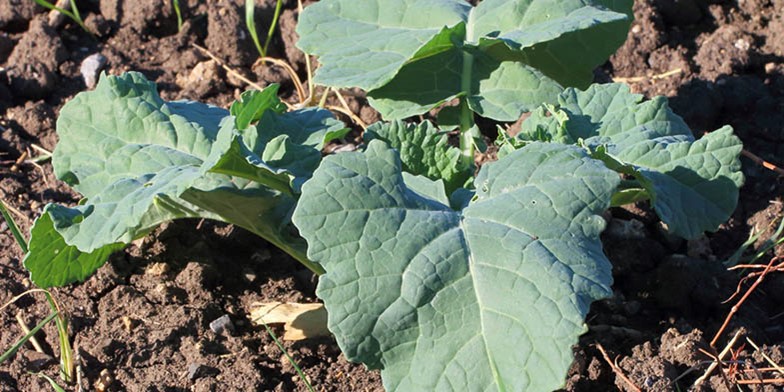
[0, 0, 783, 391]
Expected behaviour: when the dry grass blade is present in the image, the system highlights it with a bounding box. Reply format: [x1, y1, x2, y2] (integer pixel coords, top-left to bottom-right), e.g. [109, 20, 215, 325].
[612, 68, 683, 83]
[15, 313, 45, 353]
[745, 337, 784, 376]
[694, 329, 742, 386]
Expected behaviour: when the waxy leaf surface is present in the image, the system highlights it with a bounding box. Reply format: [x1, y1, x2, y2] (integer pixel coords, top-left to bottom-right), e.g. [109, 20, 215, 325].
[24, 73, 340, 287]
[518, 83, 744, 238]
[293, 140, 619, 391]
[365, 120, 471, 193]
[298, 0, 630, 120]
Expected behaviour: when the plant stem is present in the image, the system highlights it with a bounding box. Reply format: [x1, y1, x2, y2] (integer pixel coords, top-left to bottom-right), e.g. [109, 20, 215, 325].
[172, 0, 183, 32]
[0, 312, 58, 363]
[44, 292, 73, 382]
[262, 0, 284, 57]
[459, 50, 475, 169]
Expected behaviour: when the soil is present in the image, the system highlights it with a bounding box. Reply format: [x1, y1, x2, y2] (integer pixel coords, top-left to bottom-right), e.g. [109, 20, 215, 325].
[0, 0, 782, 391]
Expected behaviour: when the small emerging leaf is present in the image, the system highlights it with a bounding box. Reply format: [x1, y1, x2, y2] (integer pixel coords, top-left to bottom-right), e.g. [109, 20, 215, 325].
[230, 85, 287, 130]
[365, 120, 471, 193]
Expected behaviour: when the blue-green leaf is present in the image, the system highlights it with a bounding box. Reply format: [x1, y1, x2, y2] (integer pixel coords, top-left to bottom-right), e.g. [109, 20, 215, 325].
[519, 83, 744, 238]
[24, 72, 341, 286]
[365, 120, 471, 193]
[298, 0, 630, 120]
[293, 140, 619, 391]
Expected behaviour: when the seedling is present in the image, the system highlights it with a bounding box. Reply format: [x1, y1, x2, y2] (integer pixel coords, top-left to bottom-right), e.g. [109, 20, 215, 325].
[255, 316, 316, 392]
[1, 200, 74, 383]
[172, 0, 183, 32]
[33, 0, 92, 36]
[245, 0, 284, 58]
[20, 0, 745, 390]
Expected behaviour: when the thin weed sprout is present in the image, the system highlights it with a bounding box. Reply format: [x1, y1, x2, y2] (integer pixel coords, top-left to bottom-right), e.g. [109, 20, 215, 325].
[33, 0, 92, 36]
[243, 0, 365, 127]
[245, 0, 284, 58]
[253, 314, 315, 392]
[172, 0, 183, 32]
[0, 200, 74, 383]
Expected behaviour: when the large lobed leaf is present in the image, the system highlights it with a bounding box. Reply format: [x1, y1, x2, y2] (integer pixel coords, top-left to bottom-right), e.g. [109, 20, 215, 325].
[292, 140, 619, 391]
[24, 73, 343, 287]
[516, 83, 744, 238]
[297, 0, 631, 121]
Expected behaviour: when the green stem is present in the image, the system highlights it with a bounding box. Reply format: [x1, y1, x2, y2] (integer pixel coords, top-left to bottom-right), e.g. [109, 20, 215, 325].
[262, 0, 284, 57]
[459, 50, 475, 169]
[44, 293, 73, 383]
[0, 312, 58, 364]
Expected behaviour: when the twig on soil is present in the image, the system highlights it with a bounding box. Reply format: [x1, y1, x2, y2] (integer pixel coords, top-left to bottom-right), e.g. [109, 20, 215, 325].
[10, 151, 28, 172]
[694, 329, 742, 387]
[741, 149, 784, 176]
[612, 68, 683, 84]
[14, 313, 45, 353]
[736, 378, 784, 385]
[594, 343, 642, 392]
[712, 257, 783, 347]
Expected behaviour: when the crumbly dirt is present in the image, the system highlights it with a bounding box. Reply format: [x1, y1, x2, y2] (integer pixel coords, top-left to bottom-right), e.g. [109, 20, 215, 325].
[0, 0, 782, 391]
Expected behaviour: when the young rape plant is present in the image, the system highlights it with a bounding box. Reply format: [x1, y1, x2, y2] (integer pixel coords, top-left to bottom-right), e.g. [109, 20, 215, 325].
[19, 1, 745, 391]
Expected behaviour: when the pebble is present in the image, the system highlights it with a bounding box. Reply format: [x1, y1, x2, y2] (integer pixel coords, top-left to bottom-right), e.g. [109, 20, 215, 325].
[187, 363, 204, 381]
[209, 314, 234, 335]
[80, 53, 107, 89]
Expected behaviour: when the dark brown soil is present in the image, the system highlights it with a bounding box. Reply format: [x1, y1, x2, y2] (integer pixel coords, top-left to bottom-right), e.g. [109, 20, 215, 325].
[0, 0, 782, 391]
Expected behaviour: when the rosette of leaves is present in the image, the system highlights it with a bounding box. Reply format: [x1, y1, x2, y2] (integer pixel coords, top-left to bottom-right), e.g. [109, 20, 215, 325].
[23, 73, 348, 287]
[297, 0, 632, 121]
[291, 83, 743, 391]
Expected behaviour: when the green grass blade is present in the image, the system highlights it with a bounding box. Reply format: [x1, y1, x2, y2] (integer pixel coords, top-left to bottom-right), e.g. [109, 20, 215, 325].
[0, 312, 58, 363]
[32, 373, 67, 392]
[258, 319, 315, 392]
[172, 0, 183, 31]
[33, 0, 93, 36]
[262, 0, 284, 57]
[0, 199, 28, 254]
[245, 0, 265, 57]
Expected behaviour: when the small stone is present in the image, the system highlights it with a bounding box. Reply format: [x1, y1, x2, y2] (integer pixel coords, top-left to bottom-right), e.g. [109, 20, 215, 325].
[145, 262, 170, 277]
[209, 314, 234, 335]
[94, 368, 114, 392]
[187, 363, 204, 381]
[121, 316, 137, 332]
[80, 53, 107, 89]
[242, 267, 257, 283]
